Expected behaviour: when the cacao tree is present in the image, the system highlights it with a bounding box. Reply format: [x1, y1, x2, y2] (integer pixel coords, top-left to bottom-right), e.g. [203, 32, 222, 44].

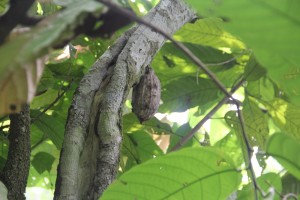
[0, 0, 299, 200]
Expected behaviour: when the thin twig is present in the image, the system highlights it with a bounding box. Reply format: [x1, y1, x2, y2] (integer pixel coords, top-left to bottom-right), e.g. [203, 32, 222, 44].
[98, 0, 232, 98]
[171, 77, 245, 151]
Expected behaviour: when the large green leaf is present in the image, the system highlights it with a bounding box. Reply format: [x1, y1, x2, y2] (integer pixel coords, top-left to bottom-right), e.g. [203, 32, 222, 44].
[186, 0, 300, 106]
[102, 147, 241, 200]
[264, 98, 300, 141]
[266, 133, 300, 180]
[160, 76, 220, 113]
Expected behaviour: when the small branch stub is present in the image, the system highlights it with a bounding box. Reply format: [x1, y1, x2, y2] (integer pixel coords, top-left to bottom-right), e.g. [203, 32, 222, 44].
[132, 67, 161, 123]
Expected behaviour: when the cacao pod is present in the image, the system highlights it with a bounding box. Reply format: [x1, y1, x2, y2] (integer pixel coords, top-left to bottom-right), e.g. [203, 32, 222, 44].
[132, 67, 161, 123]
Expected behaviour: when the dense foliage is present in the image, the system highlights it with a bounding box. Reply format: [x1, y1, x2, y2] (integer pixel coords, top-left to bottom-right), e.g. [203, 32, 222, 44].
[0, 0, 300, 199]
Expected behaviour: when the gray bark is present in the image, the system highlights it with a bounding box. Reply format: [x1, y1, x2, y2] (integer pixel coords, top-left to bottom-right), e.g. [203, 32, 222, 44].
[2, 104, 30, 200]
[54, 0, 195, 199]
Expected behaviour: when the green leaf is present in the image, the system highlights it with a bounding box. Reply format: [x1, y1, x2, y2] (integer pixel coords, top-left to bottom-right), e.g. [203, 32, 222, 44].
[187, 0, 300, 106]
[160, 76, 220, 113]
[225, 96, 269, 147]
[122, 132, 164, 172]
[30, 124, 45, 147]
[168, 123, 200, 151]
[47, 59, 84, 82]
[0, 0, 8, 14]
[214, 132, 244, 168]
[152, 42, 236, 84]
[0, 0, 104, 80]
[266, 133, 300, 180]
[27, 142, 59, 188]
[244, 54, 267, 81]
[33, 111, 65, 149]
[31, 89, 58, 109]
[174, 18, 245, 52]
[123, 113, 172, 135]
[237, 173, 282, 200]
[31, 152, 55, 174]
[264, 98, 300, 141]
[102, 147, 241, 200]
[282, 173, 300, 194]
[246, 76, 276, 102]
[36, 67, 56, 93]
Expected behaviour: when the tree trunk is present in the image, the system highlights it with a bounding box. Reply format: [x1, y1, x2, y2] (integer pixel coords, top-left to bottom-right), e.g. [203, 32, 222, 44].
[2, 104, 30, 200]
[54, 0, 195, 199]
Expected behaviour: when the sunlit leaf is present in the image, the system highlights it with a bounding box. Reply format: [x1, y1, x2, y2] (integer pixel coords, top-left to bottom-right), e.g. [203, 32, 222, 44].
[225, 97, 269, 147]
[102, 147, 241, 200]
[266, 133, 300, 180]
[152, 42, 236, 84]
[246, 76, 276, 102]
[174, 18, 245, 52]
[187, 0, 300, 106]
[214, 132, 244, 168]
[264, 98, 300, 141]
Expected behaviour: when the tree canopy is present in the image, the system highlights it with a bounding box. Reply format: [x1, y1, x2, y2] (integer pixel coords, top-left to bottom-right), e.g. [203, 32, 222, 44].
[0, 0, 300, 199]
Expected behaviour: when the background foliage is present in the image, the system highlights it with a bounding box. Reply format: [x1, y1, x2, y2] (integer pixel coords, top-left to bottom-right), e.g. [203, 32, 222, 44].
[0, 0, 299, 199]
